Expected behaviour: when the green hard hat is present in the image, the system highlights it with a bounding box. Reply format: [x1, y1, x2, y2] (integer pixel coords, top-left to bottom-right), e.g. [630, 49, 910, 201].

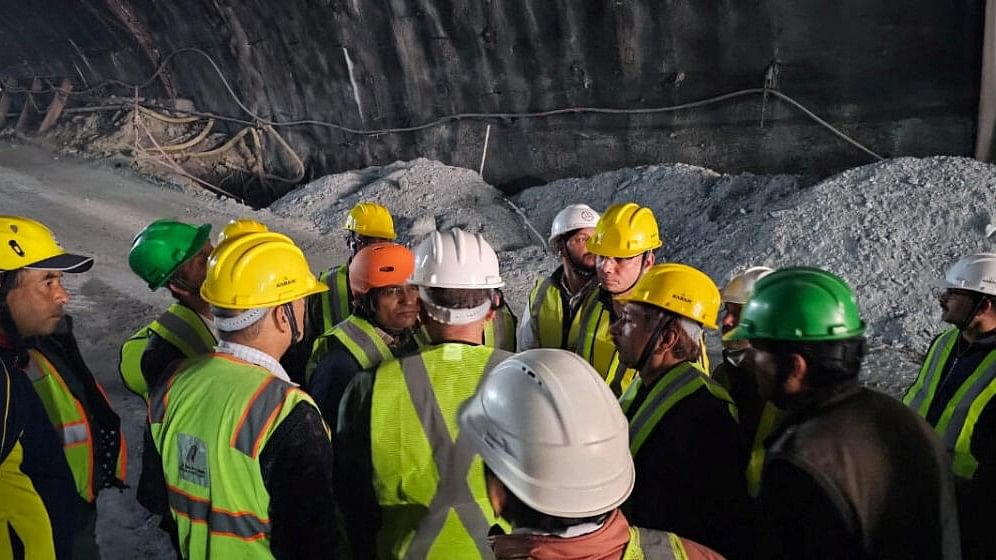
[724, 267, 865, 342]
[128, 220, 211, 290]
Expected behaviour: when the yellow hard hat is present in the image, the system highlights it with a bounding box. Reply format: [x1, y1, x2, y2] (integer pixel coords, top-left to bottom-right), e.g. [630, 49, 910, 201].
[0, 215, 92, 272]
[344, 202, 396, 240]
[586, 203, 661, 258]
[216, 218, 269, 244]
[201, 232, 327, 309]
[615, 263, 720, 329]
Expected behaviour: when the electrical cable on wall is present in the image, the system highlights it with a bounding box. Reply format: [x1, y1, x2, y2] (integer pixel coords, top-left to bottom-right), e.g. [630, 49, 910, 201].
[1, 47, 886, 161]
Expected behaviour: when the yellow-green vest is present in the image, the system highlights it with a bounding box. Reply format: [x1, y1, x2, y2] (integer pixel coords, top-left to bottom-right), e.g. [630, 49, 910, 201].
[904, 327, 996, 479]
[526, 275, 567, 349]
[306, 315, 394, 383]
[620, 362, 737, 457]
[623, 526, 691, 560]
[148, 354, 322, 559]
[370, 344, 510, 559]
[25, 348, 127, 503]
[483, 303, 517, 351]
[570, 290, 710, 397]
[119, 303, 216, 400]
[318, 265, 351, 335]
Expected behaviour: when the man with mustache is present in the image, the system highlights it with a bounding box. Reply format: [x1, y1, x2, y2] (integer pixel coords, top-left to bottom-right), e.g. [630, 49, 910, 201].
[307, 242, 421, 429]
[0, 215, 124, 558]
[904, 253, 996, 558]
[517, 204, 600, 351]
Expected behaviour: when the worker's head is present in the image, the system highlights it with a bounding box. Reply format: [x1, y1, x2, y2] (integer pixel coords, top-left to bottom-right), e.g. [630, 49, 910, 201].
[610, 263, 719, 374]
[216, 218, 268, 245]
[410, 228, 503, 342]
[719, 266, 775, 361]
[460, 349, 634, 531]
[725, 267, 866, 410]
[201, 232, 327, 358]
[587, 203, 660, 295]
[349, 242, 420, 333]
[344, 202, 396, 256]
[549, 204, 600, 278]
[936, 253, 996, 333]
[129, 220, 214, 314]
[0, 216, 93, 340]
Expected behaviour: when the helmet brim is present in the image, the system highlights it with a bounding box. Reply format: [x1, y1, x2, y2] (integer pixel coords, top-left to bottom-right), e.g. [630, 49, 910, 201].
[27, 253, 94, 273]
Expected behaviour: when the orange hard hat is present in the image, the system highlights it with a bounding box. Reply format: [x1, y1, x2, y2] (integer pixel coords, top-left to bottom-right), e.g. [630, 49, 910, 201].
[348, 242, 415, 296]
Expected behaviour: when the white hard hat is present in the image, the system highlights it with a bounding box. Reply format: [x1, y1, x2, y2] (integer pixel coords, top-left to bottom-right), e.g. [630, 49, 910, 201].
[937, 253, 996, 297]
[459, 348, 635, 518]
[411, 228, 504, 289]
[721, 266, 775, 304]
[548, 204, 600, 247]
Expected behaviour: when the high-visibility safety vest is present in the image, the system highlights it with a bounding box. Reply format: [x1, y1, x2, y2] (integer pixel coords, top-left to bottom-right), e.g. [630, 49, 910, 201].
[370, 344, 511, 559]
[570, 290, 710, 397]
[148, 354, 322, 559]
[119, 303, 216, 400]
[318, 265, 351, 335]
[306, 315, 394, 383]
[745, 402, 781, 498]
[25, 348, 127, 503]
[623, 526, 692, 560]
[526, 275, 568, 349]
[904, 327, 996, 479]
[483, 303, 517, 351]
[620, 362, 737, 457]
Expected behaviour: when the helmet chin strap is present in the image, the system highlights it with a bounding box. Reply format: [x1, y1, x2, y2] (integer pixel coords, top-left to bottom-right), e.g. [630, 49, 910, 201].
[956, 294, 987, 331]
[281, 303, 302, 344]
[608, 252, 649, 296]
[633, 314, 675, 373]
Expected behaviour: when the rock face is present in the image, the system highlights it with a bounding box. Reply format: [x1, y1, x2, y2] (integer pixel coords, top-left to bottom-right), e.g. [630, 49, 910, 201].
[0, 1, 984, 202]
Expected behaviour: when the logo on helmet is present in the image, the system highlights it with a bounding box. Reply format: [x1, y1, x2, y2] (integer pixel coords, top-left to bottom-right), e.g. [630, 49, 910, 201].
[8, 240, 24, 257]
[581, 210, 595, 221]
[672, 293, 692, 304]
[275, 278, 297, 288]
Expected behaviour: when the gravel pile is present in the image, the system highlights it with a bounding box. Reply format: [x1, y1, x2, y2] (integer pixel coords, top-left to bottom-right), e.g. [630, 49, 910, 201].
[273, 155, 996, 394]
[516, 156, 996, 394]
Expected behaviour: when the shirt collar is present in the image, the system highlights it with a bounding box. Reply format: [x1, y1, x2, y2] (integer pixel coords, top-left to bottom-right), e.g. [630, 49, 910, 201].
[214, 340, 295, 386]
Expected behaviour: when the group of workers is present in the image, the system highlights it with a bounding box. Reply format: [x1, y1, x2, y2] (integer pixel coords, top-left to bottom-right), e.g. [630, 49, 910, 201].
[1, 197, 994, 559]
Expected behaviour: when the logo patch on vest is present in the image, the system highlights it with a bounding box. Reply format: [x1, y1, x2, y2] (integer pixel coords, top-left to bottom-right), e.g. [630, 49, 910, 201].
[177, 433, 210, 487]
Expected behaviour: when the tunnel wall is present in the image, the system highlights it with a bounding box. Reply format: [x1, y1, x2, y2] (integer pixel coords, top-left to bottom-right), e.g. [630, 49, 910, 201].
[0, 0, 984, 199]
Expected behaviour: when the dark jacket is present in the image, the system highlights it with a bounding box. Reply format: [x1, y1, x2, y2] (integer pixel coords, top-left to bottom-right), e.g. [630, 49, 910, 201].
[623, 366, 754, 560]
[713, 352, 767, 450]
[0, 335, 78, 559]
[757, 383, 961, 560]
[307, 327, 418, 430]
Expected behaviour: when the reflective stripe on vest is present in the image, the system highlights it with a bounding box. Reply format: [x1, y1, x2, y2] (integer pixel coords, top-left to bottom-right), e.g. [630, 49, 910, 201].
[149, 354, 321, 557]
[166, 484, 271, 540]
[319, 266, 351, 334]
[483, 304, 517, 351]
[528, 275, 565, 349]
[572, 290, 636, 396]
[26, 348, 127, 503]
[119, 304, 216, 400]
[332, 316, 394, 370]
[623, 527, 687, 560]
[902, 328, 996, 479]
[620, 362, 735, 456]
[370, 345, 510, 559]
[903, 328, 960, 414]
[746, 401, 782, 497]
[400, 353, 501, 559]
[935, 350, 996, 479]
